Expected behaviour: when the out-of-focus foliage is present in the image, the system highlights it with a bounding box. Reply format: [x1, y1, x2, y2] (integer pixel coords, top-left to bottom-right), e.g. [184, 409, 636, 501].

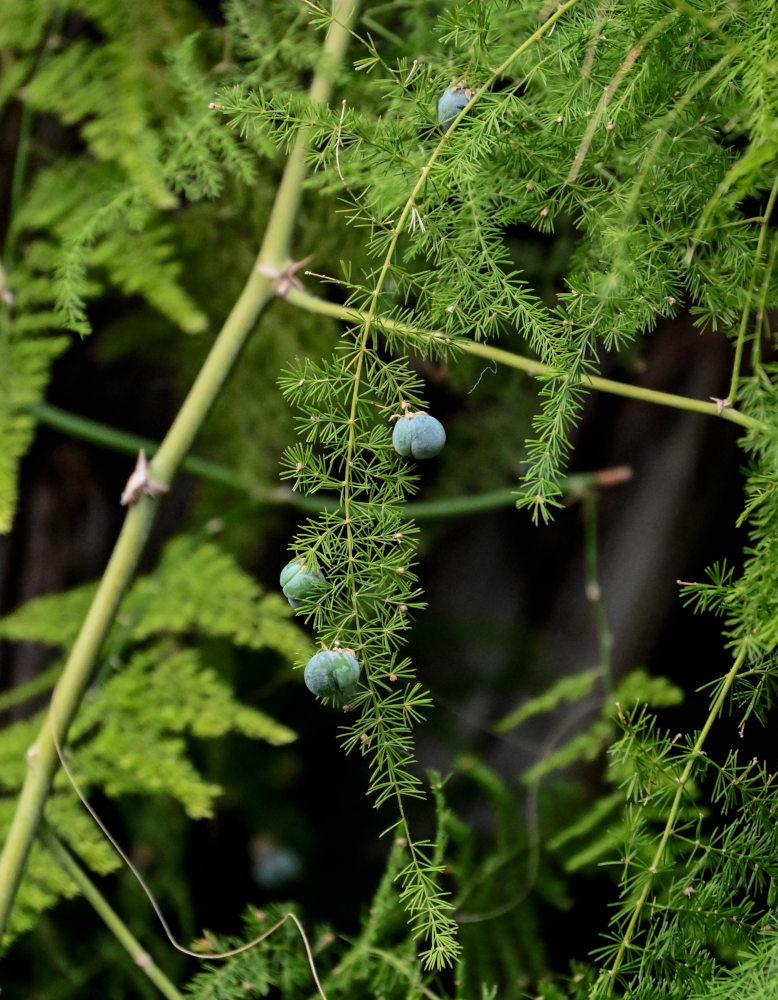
[3, 0, 778, 997]
[0, 534, 303, 942]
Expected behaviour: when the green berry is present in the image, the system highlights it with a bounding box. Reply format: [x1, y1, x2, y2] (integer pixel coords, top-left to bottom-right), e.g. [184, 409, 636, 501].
[303, 649, 361, 698]
[280, 558, 326, 606]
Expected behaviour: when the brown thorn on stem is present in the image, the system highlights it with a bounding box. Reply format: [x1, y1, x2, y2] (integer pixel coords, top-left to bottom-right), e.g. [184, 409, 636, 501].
[120, 451, 169, 507]
[258, 256, 313, 297]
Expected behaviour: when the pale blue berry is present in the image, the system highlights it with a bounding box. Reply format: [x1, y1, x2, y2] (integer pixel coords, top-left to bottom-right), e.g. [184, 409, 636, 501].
[392, 412, 446, 459]
[408, 412, 446, 458]
[438, 87, 469, 128]
[392, 417, 414, 456]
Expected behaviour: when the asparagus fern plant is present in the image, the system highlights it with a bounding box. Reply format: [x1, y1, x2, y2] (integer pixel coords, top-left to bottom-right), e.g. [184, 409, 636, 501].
[2, 0, 778, 997]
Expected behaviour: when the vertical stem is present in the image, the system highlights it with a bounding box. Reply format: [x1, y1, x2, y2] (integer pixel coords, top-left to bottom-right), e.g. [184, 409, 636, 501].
[0, 0, 358, 941]
[259, 5, 354, 264]
[583, 491, 613, 693]
[751, 224, 778, 371]
[39, 824, 184, 1000]
[727, 170, 778, 400]
[0, 498, 158, 935]
[4, 10, 68, 264]
[597, 648, 746, 995]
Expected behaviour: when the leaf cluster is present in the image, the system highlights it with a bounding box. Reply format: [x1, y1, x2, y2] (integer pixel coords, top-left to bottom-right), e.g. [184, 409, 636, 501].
[0, 533, 305, 944]
[211, 0, 778, 985]
[6, 0, 778, 997]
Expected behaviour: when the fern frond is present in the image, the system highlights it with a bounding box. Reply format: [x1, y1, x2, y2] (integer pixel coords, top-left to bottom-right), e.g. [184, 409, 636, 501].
[0, 533, 305, 939]
[0, 332, 69, 533]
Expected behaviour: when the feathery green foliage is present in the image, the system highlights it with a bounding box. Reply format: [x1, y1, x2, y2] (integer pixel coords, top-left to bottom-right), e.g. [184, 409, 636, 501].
[0, 533, 302, 942]
[3, 0, 778, 997]
[0, 331, 68, 532]
[183, 839, 436, 1000]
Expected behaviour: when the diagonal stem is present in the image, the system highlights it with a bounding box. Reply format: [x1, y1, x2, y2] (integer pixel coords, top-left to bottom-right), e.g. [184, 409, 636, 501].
[0, 0, 358, 941]
[595, 648, 746, 996]
[726, 170, 778, 402]
[39, 823, 184, 1000]
[462, 340, 763, 432]
[283, 286, 764, 432]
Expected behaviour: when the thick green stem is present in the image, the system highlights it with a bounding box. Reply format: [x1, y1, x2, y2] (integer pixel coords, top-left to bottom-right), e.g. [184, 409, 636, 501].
[39, 824, 183, 1000]
[0, 0, 358, 942]
[25, 403, 630, 523]
[284, 286, 764, 431]
[134, 270, 274, 485]
[461, 341, 763, 431]
[26, 401, 257, 493]
[0, 498, 158, 935]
